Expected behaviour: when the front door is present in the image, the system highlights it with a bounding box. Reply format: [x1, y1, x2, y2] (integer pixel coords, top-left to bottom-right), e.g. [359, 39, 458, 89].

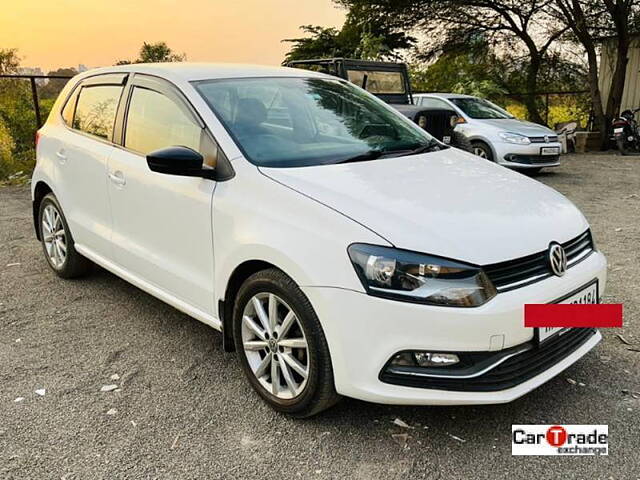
[107, 75, 218, 314]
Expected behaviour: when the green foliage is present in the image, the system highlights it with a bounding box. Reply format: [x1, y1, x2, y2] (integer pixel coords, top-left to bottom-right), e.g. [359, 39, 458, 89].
[116, 41, 186, 65]
[0, 48, 39, 181]
[283, 5, 414, 63]
[452, 80, 507, 98]
[40, 68, 77, 100]
[0, 48, 20, 74]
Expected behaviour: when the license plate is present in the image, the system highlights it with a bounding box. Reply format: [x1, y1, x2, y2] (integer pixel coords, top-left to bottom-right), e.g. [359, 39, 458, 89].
[540, 146, 560, 156]
[537, 281, 599, 344]
[614, 127, 624, 133]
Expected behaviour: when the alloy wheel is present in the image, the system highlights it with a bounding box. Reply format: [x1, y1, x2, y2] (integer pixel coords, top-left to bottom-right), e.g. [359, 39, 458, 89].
[42, 204, 67, 269]
[241, 292, 309, 399]
[473, 146, 488, 158]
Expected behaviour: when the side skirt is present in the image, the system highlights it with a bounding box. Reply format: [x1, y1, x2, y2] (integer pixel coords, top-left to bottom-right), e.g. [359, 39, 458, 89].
[74, 244, 222, 331]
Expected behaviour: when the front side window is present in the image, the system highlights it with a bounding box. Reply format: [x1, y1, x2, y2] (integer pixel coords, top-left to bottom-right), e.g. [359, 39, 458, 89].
[195, 77, 433, 168]
[450, 97, 513, 120]
[346, 70, 405, 94]
[73, 85, 123, 139]
[124, 87, 218, 167]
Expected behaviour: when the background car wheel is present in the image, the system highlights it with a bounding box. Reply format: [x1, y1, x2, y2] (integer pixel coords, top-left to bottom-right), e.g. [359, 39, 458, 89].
[39, 193, 92, 278]
[232, 268, 340, 417]
[471, 141, 494, 161]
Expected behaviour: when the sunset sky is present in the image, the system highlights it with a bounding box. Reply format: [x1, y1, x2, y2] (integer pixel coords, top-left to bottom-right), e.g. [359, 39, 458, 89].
[0, 0, 345, 71]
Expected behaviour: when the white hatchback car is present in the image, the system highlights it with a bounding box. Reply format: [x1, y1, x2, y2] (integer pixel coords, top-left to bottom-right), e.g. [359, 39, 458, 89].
[414, 93, 562, 172]
[32, 64, 606, 417]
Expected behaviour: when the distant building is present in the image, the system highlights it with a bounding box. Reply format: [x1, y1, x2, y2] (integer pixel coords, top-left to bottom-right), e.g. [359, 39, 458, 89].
[77, 64, 88, 73]
[17, 67, 46, 85]
[599, 34, 640, 112]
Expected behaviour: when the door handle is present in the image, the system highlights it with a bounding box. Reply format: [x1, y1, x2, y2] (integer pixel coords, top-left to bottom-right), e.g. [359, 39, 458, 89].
[55, 150, 67, 164]
[108, 171, 126, 187]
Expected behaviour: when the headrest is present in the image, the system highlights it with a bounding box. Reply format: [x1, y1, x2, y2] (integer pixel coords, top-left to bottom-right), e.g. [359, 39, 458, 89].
[236, 98, 267, 128]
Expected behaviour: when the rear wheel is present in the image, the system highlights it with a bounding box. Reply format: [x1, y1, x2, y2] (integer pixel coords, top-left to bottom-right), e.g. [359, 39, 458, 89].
[232, 268, 340, 417]
[38, 193, 92, 278]
[471, 141, 494, 161]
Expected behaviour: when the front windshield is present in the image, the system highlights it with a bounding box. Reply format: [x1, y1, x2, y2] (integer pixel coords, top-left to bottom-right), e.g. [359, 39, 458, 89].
[450, 97, 513, 120]
[194, 77, 434, 167]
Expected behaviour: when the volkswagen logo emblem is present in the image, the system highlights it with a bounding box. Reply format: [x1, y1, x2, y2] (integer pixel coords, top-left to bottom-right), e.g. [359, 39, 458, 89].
[548, 243, 567, 277]
[544, 135, 550, 143]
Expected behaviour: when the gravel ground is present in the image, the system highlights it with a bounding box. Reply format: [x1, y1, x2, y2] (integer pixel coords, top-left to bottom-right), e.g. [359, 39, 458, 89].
[1, 153, 639, 479]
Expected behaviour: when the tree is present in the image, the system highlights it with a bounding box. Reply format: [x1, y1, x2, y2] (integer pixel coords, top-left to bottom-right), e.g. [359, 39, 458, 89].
[337, 0, 569, 124]
[553, 0, 639, 145]
[40, 68, 78, 99]
[283, 5, 415, 63]
[115, 41, 186, 65]
[0, 48, 20, 74]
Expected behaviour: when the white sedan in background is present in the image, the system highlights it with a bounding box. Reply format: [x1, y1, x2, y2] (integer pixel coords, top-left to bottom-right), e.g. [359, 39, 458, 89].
[414, 93, 562, 172]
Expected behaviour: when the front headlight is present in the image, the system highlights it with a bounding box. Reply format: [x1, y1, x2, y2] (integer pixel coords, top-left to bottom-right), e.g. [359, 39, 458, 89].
[347, 244, 497, 307]
[499, 132, 531, 145]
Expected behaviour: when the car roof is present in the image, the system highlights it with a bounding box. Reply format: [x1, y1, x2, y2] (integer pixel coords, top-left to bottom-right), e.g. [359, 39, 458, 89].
[74, 62, 328, 83]
[414, 93, 477, 99]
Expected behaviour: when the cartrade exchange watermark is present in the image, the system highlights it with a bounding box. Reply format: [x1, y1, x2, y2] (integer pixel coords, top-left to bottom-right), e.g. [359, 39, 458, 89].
[512, 425, 608, 455]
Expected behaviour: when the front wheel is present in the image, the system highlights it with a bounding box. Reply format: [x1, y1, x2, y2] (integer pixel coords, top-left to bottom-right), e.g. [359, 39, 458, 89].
[471, 141, 494, 161]
[617, 136, 633, 155]
[232, 268, 340, 417]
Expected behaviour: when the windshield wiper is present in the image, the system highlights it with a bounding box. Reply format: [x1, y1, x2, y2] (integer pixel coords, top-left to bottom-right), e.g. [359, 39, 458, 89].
[383, 140, 448, 158]
[407, 140, 446, 154]
[335, 150, 384, 164]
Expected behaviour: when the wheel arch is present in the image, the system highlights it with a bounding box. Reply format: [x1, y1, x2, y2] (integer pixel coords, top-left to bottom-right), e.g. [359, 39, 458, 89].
[469, 137, 497, 160]
[32, 181, 54, 240]
[220, 259, 281, 352]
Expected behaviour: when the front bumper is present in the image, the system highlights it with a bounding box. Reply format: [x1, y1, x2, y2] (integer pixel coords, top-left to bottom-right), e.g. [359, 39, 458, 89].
[302, 250, 606, 405]
[494, 141, 562, 169]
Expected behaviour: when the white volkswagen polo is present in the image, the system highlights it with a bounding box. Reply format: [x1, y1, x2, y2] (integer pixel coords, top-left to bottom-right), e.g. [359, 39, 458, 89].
[32, 63, 606, 417]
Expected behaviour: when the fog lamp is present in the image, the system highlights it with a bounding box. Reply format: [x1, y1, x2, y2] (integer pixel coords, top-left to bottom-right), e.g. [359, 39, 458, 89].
[414, 352, 459, 367]
[390, 351, 460, 368]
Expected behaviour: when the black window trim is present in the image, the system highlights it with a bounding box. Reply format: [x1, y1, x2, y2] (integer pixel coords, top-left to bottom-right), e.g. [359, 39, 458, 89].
[59, 73, 128, 145]
[113, 73, 234, 181]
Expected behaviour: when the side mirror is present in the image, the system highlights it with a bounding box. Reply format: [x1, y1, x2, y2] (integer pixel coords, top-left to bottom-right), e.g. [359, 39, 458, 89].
[146, 146, 214, 179]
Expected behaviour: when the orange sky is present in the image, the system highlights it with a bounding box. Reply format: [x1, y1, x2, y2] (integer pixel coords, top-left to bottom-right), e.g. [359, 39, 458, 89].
[0, 0, 345, 71]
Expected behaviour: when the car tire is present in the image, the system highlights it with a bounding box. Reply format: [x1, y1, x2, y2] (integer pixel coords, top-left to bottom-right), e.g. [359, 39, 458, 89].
[471, 141, 494, 161]
[38, 193, 92, 278]
[232, 268, 340, 417]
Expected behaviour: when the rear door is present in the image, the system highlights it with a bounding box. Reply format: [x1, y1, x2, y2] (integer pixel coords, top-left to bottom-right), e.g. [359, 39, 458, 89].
[107, 74, 218, 314]
[53, 74, 127, 259]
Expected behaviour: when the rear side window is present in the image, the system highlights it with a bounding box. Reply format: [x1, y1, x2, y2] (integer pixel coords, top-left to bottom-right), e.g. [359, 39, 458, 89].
[61, 89, 79, 126]
[124, 87, 202, 154]
[73, 85, 123, 139]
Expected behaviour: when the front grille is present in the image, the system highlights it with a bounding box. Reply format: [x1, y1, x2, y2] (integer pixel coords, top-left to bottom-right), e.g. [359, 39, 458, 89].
[380, 328, 596, 392]
[504, 154, 560, 165]
[529, 135, 559, 143]
[483, 230, 594, 293]
[420, 111, 450, 141]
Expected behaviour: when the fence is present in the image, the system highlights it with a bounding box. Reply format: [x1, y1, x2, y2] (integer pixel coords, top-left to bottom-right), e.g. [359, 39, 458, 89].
[0, 74, 73, 132]
[500, 90, 591, 130]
